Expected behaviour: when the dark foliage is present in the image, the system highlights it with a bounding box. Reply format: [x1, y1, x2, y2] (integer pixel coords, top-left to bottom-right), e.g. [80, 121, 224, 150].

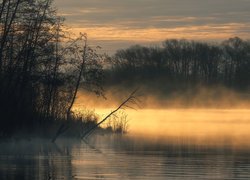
[106, 38, 250, 92]
[0, 0, 104, 137]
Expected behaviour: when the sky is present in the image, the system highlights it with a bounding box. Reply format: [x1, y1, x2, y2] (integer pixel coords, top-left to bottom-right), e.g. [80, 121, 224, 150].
[54, 0, 250, 54]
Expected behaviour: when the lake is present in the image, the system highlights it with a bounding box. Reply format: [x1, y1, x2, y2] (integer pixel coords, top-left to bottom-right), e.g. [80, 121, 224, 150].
[0, 109, 250, 179]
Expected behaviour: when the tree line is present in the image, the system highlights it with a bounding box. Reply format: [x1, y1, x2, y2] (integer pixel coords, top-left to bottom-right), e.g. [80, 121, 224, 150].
[107, 37, 250, 91]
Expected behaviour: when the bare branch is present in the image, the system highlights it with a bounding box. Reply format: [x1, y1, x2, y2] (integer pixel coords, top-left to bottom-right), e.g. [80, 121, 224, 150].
[81, 88, 140, 139]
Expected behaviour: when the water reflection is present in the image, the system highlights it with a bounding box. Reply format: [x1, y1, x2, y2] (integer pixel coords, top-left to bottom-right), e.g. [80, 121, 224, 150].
[1, 109, 250, 179]
[0, 139, 75, 180]
[0, 135, 250, 180]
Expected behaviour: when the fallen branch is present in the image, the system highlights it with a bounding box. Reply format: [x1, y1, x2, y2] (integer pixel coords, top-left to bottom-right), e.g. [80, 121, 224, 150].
[81, 88, 140, 139]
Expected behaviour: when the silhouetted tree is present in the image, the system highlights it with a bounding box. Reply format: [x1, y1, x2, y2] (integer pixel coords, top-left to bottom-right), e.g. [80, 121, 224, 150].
[0, 0, 104, 137]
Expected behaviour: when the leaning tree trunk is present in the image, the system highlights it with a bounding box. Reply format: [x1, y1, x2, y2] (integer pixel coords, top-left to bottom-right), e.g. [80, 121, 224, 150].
[51, 34, 87, 142]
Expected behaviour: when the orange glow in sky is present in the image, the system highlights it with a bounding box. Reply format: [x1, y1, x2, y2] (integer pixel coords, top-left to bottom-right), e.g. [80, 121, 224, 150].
[54, 0, 250, 54]
[70, 23, 249, 41]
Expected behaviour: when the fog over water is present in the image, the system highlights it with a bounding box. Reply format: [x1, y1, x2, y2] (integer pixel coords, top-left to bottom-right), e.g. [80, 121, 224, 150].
[1, 90, 250, 179]
[73, 88, 250, 148]
[1, 134, 250, 179]
[75, 86, 250, 109]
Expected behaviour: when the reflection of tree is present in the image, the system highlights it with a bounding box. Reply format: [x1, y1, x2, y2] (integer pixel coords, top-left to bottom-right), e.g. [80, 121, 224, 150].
[0, 141, 75, 180]
[1, 138, 250, 179]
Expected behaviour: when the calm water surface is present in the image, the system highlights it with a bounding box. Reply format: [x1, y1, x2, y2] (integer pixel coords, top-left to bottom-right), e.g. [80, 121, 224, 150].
[1, 109, 250, 180]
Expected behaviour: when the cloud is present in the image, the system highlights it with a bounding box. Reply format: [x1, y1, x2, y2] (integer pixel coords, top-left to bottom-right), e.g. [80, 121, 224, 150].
[54, 0, 250, 53]
[70, 23, 250, 41]
[54, 0, 250, 24]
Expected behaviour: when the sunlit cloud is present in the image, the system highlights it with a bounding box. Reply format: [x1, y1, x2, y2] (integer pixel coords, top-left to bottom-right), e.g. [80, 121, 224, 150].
[54, 0, 250, 53]
[70, 23, 250, 42]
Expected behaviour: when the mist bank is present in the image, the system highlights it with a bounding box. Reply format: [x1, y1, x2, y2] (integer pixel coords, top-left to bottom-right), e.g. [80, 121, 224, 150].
[76, 37, 250, 109]
[76, 85, 249, 109]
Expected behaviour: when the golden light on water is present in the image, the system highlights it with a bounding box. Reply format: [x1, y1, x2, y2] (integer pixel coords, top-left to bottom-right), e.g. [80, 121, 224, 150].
[95, 108, 250, 147]
[73, 90, 250, 147]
